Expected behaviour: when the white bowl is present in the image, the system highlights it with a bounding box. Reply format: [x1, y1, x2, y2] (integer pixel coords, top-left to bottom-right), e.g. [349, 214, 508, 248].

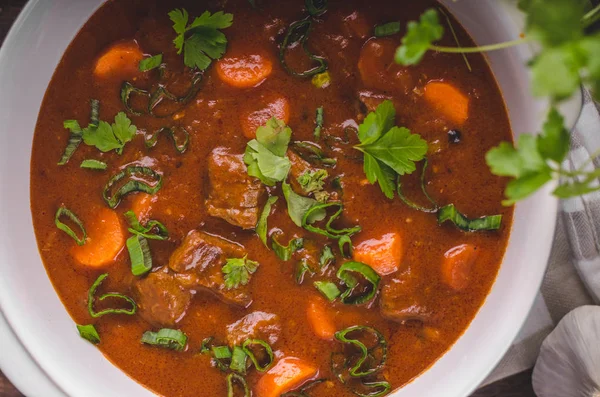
[0, 0, 582, 396]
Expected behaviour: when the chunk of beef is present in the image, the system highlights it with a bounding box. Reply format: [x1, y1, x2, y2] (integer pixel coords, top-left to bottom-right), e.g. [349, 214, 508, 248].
[206, 148, 265, 229]
[379, 276, 437, 324]
[133, 268, 192, 328]
[168, 230, 252, 308]
[226, 311, 281, 346]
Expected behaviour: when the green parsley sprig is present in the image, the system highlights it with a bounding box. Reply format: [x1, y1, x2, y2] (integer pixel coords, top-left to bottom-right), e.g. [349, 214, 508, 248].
[244, 117, 292, 186]
[168, 9, 233, 70]
[222, 256, 259, 290]
[394, 1, 600, 203]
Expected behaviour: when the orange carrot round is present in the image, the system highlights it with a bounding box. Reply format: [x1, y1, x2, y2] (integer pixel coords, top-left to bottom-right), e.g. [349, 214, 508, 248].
[240, 94, 290, 139]
[130, 193, 157, 223]
[353, 232, 403, 276]
[306, 296, 337, 340]
[423, 81, 470, 126]
[441, 243, 478, 290]
[94, 41, 143, 80]
[216, 54, 273, 88]
[254, 357, 318, 397]
[71, 207, 125, 267]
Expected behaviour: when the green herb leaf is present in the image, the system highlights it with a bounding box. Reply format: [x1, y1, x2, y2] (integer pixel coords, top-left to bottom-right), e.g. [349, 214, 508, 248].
[222, 256, 259, 290]
[314, 280, 341, 302]
[244, 118, 292, 186]
[537, 108, 570, 162]
[357, 99, 395, 145]
[229, 346, 248, 375]
[437, 204, 502, 231]
[272, 235, 304, 261]
[337, 262, 380, 305]
[169, 9, 233, 70]
[242, 339, 274, 372]
[76, 324, 100, 345]
[282, 182, 326, 227]
[127, 235, 153, 276]
[226, 373, 250, 397]
[55, 206, 87, 246]
[141, 328, 187, 351]
[87, 273, 137, 318]
[83, 111, 137, 154]
[139, 54, 163, 71]
[374, 21, 401, 37]
[80, 159, 107, 170]
[298, 169, 329, 202]
[518, 0, 586, 47]
[394, 9, 444, 66]
[314, 106, 324, 139]
[58, 120, 83, 165]
[124, 210, 169, 241]
[319, 246, 335, 268]
[257, 196, 278, 247]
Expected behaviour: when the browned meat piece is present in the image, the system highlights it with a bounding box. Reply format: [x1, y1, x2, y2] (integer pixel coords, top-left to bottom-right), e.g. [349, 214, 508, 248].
[226, 311, 281, 346]
[133, 268, 192, 328]
[206, 147, 265, 229]
[358, 90, 392, 114]
[379, 276, 437, 324]
[169, 230, 252, 308]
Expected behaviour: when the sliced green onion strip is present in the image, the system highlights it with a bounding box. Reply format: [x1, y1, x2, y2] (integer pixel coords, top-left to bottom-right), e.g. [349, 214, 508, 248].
[280, 17, 328, 78]
[314, 280, 341, 302]
[124, 210, 169, 241]
[58, 120, 83, 165]
[338, 235, 353, 259]
[292, 141, 337, 166]
[352, 380, 392, 397]
[302, 202, 361, 240]
[305, 0, 327, 16]
[76, 324, 100, 345]
[200, 336, 214, 354]
[103, 166, 163, 209]
[141, 328, 187, 351]
[257, 196, 278, 247]
[374, 21, 401, 37]
[437, 204, 502, 231]
[212, 345, 233, 371]
[272, 235, 304, 261]
[229, 346, 248, 374]
[145, 126, 190, 154]
[55, 206, 87, 246]
[314, 107, 324, 140]
[396, 159, 438, 213]
[336, 262, 380, 305]
[80, 159, 107, 170]
[319, 245, 335, 268]
[296, 259, 314, 285]
[121, 82, 150, 116]
[89, 99, 100, 128]
[127, 235, 153, 276]
[226, 373, 250, 397]
[87, 273, 137, 318]
[242, 338, 274, 372]
[334, 325, 388, 377]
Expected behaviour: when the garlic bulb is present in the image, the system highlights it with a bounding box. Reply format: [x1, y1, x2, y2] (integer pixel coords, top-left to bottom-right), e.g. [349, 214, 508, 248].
[532, 305, 600, 397]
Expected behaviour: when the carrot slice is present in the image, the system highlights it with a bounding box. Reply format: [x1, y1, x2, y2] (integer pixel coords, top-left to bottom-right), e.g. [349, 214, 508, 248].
[216, 54, 273, 88]
[255, 357, 319, 397]
[307, 296, 336, 340]
[94, 41, 143, 80]
[423, 81, 470, 126]
[130, 193, 157, 223]
[441, 244, 478, 291]
[71, 208, 125, 267]
[353, 232, 403, 276]
[240, 94, 290, 139]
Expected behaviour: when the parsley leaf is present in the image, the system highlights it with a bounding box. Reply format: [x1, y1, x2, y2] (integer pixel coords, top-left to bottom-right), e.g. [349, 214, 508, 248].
[222, 255, 259, 290]
[394, 9, 444, 66]
[244, 118, 292, 186]
[298, 169, 329, 202]
[354, 100, 428, 199]
[139, 54, 163, 71]
[82, 112, 137, 154]
[282, 182, 326, 227]
[168, 9, 233, 70]
[518, 0, 586, 47]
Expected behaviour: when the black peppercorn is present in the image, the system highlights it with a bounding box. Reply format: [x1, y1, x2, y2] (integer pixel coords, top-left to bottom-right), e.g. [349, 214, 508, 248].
[448, 129, 462, 144]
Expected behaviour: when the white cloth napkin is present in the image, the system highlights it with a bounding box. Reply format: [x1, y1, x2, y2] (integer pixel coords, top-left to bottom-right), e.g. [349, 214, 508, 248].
[482, 90, 600, 386]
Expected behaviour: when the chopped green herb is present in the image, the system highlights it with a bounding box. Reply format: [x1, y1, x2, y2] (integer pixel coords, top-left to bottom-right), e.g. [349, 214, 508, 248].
[80, 159, 107, 170]
[298, 169, 329, 201]
[87, 273, 137, 318]
[213, 345, 233, 360]
[292, 141, 337, 167]
[244, 118, 292, 186]
[374, 21, 401, 37]
[226, 373, 250, 397]
[256, 196, 278, 247]
[394, 9, 444, 65]
[58, 120, 83, 165]
[222, 256, 259, 290]
[314, 280, 341, 302]
[302, 202, 361, 240]
[282, 182, 326, 227]
[314, 106, 324, 139]
[76, 324, 100, 345]
[168, 9, 233, 70]
[337, 262, 380, 305]
[229, 346, 248, 375]
[437, 204, 502, 232]
[333, 325, 388, 377]
[242, 339, 274, 372]
[139, 54, 163, 71]
[127, 234, 153, 276]
[124, 210, 169, 241]
[305, 0, 327, 16]
[141, 328, 187, 351]
[82, 108, 137, 154]
[311, 71, 331, 88]
[54, 206, 86, 246]
[272, 235, 304, 261]
[319, 246, 335, 268]
[280, 17, 328, 78]
[145, 126, 190, 154]
[296, 259, 314, 284]
[103, 166, 163, 209]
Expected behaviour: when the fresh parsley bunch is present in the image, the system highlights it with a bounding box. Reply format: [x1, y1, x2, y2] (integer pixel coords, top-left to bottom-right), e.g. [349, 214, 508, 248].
[394, 0, 600, 203]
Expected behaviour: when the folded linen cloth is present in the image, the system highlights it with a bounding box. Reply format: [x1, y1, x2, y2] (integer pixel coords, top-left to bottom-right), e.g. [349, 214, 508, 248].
[481, 90, 599, 386]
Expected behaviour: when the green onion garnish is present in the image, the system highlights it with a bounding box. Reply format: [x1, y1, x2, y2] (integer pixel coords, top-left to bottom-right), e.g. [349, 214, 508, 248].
[338, 235, 354, 259]
[281, 379, 327, 397]
[319, 246, 335, 268]
[229, 346, 248, 374]
[145, 126, 190, 154]
[226, 373, 250, 397]
[292, 141, 337, 166]
[141, 328, 187, 351]
[337, 262, 380, 305]
[124, 210, 169, 240]
[212, 345, 233, 360]
[437, 204, 502, 232]
[57, 120, 83, 165]
[76, 324, 100, 345]
[87, 273, 137, 318]
[103, 166, 162, 209]
[302, 202, 361, 240]
[242, 339, 274, 372]
[314, 280, 341, 302]
[139, 54, 163, 72]
[280, 17, 328, 78]
[272, 235, 304, 261]
[54, 206, 87, 246]
[305, 0, 327, 16]
[80, 159, 107, 170]
[374, 21, 401, 37]
[396, 159, 438, 213]
[256, 196, 278, 247]
[314, 107, 324, 139]
[127, 235, 153, 276]
[334, 325, 388, 377]
[296, 259, 314, 285]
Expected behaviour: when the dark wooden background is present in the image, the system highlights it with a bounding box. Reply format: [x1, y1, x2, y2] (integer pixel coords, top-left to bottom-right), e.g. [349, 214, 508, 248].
[0, 0, 539, 395]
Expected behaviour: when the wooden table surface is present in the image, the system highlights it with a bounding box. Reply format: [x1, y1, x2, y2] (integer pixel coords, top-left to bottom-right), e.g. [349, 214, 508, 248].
[0, 0, 537, 396]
